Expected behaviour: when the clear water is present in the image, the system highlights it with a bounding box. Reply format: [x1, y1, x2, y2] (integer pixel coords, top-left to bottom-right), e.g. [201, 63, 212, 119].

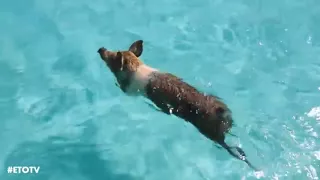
[0, 0, 320, 179]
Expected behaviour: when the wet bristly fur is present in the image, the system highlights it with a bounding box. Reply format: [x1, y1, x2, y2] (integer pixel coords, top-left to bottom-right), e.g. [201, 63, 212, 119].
[97, 40, 259, 171]
[145, 72, 233, 141]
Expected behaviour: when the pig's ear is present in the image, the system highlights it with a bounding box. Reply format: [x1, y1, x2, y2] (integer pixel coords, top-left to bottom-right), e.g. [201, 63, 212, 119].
[115, 51, 124, 71]
[128, 40, 143, 57]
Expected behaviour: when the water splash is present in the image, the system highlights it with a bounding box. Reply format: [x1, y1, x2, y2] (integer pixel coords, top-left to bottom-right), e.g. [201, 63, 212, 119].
[307, 107, 320, 121]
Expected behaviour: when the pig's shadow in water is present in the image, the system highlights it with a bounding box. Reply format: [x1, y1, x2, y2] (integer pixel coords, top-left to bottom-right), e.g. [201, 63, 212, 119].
[1, 136, 138, 180]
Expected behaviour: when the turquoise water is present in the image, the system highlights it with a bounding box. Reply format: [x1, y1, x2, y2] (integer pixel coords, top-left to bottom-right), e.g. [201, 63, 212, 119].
[1, 0, 320, 179]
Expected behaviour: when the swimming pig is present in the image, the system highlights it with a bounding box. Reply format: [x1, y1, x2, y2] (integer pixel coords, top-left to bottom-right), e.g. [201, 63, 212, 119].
[97, 40, 258, 171]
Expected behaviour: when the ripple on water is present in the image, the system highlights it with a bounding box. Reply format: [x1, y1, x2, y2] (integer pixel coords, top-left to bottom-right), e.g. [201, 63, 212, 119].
[0, 62, 21, 103]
